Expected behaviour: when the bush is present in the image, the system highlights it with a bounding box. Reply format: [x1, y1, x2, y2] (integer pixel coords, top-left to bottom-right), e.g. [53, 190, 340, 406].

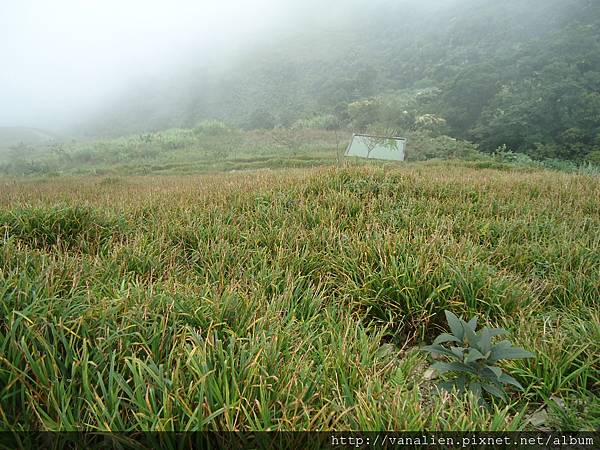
[405, 132, 482, 161]
[494, 145, 535, 165]
[585, 150, 600, 166]
[292, 114, 340, 130]
[193, 120, 231, 136]
[347, 99, 381, 131]
[244, 109, 276, 130]
[422, 311, 534, 405]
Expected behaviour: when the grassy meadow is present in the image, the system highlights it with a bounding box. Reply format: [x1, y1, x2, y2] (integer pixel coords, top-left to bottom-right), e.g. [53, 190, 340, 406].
[1, 161, 598, 431]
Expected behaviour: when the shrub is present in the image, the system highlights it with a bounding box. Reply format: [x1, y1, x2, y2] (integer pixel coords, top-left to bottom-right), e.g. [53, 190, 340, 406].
[404, 131, 482, 161]
[586, 150, 600, 166]
[292, 114, 340, 130]
[422, 311, 534, 404]
[494, 145, 535, 165]
[244, 109, 276, 130]
[193, 120, 231, 136]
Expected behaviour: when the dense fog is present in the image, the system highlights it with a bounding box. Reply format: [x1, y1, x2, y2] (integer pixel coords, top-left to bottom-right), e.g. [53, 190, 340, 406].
[1, 0, 598, 164]
[0, 0, 332, 129]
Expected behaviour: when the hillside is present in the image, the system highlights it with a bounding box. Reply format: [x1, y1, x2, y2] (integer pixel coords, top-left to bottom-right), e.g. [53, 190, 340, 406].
[81, 0, 600, 163]
[0, 127, 56, 148]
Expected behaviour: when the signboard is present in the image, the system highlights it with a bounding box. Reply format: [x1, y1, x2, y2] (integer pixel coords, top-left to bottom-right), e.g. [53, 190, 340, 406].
[344, 134, 406, 161]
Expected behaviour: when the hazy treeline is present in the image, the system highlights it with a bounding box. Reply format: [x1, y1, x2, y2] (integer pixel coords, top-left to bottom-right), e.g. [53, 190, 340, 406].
[79, 0, 600, 163]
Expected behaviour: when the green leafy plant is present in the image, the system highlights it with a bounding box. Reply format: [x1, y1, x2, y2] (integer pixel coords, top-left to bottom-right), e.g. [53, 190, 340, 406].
[423, 311, 535, 403]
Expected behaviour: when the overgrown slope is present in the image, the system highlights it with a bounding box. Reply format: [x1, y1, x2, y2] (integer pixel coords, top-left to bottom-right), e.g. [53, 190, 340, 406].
[82, 0, 600, 162]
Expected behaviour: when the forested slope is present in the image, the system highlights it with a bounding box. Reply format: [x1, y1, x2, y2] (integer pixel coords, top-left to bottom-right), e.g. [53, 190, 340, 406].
[83, 0, 600, 162]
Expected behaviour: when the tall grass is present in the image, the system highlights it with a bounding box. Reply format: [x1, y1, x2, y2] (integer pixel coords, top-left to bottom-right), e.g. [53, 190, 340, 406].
[0, 163, 598, 431]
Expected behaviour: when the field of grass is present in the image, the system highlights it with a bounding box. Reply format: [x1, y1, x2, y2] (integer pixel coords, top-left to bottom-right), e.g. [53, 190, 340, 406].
[1, 161, 598, 432]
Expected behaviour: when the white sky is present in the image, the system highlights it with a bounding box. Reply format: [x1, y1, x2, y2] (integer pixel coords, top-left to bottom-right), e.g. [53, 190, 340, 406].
[0, 0, 306, 128]
[0, 0, 425, 130]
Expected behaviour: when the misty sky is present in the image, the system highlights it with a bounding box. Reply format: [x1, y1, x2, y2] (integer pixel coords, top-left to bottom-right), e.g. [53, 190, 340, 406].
[0, 0, 328, 130]
[1, 0, 455, 131]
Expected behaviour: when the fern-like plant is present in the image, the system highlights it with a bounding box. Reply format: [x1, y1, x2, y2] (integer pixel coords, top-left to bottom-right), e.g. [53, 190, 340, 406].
[422, 310, 535, 403]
